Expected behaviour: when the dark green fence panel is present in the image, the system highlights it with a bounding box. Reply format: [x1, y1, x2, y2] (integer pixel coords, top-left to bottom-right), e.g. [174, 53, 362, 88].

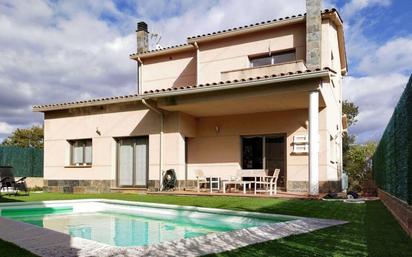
[373, 75, 412, 204]
[0, 146, 43, 177]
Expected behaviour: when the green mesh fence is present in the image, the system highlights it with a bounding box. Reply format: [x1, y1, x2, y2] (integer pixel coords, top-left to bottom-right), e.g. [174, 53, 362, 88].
[373, 75, 412, 205]
[0, 146, 43, 177]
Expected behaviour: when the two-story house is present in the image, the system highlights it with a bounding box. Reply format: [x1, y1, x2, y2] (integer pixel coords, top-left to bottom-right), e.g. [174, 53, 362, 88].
[33, 0, 347, 195]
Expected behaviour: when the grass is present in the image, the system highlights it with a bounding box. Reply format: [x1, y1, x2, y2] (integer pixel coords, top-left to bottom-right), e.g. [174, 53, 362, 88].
[0, 193, 411, 257]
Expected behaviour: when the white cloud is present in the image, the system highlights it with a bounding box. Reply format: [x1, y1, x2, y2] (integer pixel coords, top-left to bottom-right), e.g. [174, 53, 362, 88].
[358, 37, 412, 75]
[0, 122, 14, 134]
[341, 0, 391, 18]
[139, 0, 307, 46]
[344, 73, 409, 142]
[335, 0, 393, 67]
[0, 0, 409, 146]
[0, 0, 137, 130]
[0, 0, 308, 139]
[330, 0, 412, 143]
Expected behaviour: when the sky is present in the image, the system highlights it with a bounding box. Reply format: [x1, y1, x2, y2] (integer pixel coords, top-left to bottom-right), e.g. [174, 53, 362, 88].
[0, 0, 411, 143]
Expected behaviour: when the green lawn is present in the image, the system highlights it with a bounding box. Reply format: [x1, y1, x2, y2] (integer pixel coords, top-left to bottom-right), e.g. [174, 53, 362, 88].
[0, 193, 411, 257]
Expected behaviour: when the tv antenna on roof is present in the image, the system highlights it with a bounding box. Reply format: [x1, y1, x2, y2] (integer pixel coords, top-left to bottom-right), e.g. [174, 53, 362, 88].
[150, 32, 162, 50]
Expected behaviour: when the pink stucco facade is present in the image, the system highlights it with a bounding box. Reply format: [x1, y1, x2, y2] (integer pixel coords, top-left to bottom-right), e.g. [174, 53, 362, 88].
[35, 9, 347, 194]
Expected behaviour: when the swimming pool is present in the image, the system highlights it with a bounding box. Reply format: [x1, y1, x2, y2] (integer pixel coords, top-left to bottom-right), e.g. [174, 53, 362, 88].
[0, 199, 346, 257]
[0, 201, 291, 247]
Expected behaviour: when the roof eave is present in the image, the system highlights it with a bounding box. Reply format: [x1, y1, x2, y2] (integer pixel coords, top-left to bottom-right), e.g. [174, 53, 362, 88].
[187, 9, 342, 44]
[128, 9, 345, 64]
[144, 69, 332, 99]
[129, 44, 194, 60]
[187, 16, 305, 44]
[32, 95, 143, 112]
[32, 69, 333, 113]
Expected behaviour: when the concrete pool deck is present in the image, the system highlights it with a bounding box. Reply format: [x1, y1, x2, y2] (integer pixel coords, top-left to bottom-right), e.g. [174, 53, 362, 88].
[0, 199, 347, 257]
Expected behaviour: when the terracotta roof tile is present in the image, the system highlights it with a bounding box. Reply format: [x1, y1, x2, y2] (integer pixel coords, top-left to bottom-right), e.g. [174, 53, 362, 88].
[34, 67, 334, 111]
[186, 9, 338, 40]
[130, 9, 340, 57]
[143, 67, 334, 95]
[32, 94, 141, 110]
[129, 43, 191, 57]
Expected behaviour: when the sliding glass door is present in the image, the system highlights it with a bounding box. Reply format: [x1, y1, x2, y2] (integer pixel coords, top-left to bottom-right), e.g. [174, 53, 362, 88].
[265, 136, 285, 187]
[117, 137, 148, 187]
[241, 134, 286, 186]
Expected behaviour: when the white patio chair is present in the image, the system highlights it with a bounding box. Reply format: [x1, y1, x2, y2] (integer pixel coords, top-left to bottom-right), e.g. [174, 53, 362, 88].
[254, 169, 280, 195]
[195, 170, 208, 192]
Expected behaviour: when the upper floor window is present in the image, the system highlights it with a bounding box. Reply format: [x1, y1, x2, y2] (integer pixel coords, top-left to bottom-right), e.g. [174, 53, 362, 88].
[250, 50, 296, 68]
[69, 139, 92, 166]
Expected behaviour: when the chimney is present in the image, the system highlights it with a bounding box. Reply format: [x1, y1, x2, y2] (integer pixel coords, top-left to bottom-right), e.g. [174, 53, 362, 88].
[136, 21, 149, 53]
[306, 0, 322, 70]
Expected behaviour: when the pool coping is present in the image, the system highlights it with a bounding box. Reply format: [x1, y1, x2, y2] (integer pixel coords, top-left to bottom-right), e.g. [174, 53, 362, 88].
[0, 199, 348, 257]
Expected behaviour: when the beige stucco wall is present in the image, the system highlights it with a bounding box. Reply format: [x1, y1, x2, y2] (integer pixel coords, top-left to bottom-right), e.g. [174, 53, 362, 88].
[319, 19, 344, 185]
[221, 60, 307, 82]
[42, 16, 344, 192]
[141, 50, 196, 92]
[186, 108, 329, 186]
[43, 103, 188, 185]
[139, 23, 307, 94]
[42, 89, 341, 191]
[197, 23, 306, 84]
[139, 18, 343, 91]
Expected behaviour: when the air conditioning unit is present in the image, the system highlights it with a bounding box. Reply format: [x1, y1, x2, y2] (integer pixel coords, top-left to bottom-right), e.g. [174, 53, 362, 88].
[293, 135, 308, 144]
[293, 144, 309, 153]
[292, 134, 309, 153]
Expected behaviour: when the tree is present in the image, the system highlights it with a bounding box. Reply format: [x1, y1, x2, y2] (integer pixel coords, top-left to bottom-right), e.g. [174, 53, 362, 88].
[1, 125, 44, 148]
[342, 100, 359, 169]
[345, 142, 377, 191]
[342, 100, 359, 128]
[341, 101, 378, 192]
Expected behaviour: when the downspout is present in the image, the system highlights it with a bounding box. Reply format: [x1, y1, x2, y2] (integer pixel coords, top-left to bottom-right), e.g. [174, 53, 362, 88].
[193, 41, 199, 84]
[137, 57, 143, 94]
[141, 99, 164, 191]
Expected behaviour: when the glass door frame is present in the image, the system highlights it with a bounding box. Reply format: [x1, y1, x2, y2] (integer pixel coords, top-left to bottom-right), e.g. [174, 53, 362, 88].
[240, 133, 287, 185]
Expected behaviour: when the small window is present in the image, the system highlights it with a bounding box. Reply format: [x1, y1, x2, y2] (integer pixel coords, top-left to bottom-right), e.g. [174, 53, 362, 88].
[273, 51, 296, 64]
[69, 139, 92, 166]
[250, 50, 296, 68]
[250, 55, 272, 67]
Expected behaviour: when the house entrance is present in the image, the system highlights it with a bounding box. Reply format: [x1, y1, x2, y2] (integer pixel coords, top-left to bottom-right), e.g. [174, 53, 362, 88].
[241, 134, 286, 188]
[117, 137, 148, 187]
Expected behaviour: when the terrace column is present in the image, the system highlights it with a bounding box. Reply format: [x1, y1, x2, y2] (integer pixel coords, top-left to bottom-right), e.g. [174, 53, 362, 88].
[309, 90, 319, 195]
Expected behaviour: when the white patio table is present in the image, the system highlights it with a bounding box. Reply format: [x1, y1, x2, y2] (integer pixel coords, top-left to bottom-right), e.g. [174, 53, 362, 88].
[222, 169, 267, 194]
[222, 180, 253, 194]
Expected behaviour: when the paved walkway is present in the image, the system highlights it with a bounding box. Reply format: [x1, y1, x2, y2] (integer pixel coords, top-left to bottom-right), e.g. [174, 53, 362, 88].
[148, 190, 325, 199]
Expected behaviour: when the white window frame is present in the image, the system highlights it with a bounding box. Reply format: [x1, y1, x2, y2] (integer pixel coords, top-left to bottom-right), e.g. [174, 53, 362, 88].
[249, 49, 296, 68]
[69, 139, 92, 166]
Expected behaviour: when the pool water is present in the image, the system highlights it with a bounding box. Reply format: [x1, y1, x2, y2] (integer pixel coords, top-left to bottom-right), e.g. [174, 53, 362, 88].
[0, 204, 291, 247]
